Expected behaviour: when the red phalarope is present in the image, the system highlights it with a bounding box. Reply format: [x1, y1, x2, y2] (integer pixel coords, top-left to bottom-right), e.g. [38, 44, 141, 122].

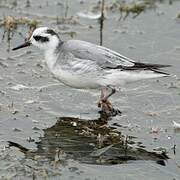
[12, 27, 171, 114]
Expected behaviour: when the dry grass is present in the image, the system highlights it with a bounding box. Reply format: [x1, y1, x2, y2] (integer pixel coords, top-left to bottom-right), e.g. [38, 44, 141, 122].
[0, 16, 39, 51]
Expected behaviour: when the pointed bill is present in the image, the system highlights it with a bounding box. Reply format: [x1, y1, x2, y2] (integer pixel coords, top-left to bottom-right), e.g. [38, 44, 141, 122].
[12, 41, 31, 51]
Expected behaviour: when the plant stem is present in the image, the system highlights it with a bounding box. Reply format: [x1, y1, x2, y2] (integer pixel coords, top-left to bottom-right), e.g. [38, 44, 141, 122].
[100, 0, 105, 46]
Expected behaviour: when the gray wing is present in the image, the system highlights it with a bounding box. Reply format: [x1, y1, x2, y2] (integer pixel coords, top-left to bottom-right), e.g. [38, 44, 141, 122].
[61, 40, 135, 69]
[55, 47, 104, 76]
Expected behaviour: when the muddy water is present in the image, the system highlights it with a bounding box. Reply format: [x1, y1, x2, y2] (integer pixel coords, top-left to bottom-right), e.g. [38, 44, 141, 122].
[0, 0, 180, 179]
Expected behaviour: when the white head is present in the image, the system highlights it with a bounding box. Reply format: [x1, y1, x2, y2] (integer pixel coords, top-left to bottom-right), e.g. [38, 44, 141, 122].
[12, 27, 60, 51]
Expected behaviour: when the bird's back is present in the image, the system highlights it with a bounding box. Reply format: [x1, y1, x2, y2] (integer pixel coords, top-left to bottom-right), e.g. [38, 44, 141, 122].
[52, 39, 171, 88]
[60, 39, 135, 68]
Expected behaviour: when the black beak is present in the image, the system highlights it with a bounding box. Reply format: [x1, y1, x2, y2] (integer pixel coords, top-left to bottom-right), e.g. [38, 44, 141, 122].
[12, 41, 31, 51]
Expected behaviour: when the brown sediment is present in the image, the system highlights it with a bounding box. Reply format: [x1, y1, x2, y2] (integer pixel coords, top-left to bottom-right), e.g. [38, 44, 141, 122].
[8, 114, 169, 166]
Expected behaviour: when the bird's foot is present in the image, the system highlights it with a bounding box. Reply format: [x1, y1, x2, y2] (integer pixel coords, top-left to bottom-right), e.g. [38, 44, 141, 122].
[98, 107, 121, 117]
[98, 98, 121, 117]
[97, 96, 110, 108]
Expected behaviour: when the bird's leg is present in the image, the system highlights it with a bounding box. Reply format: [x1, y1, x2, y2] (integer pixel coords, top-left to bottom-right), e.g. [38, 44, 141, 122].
[98, 86, 116, 113]
[102, 87, 116, 102]
[98, 87, 107, 107]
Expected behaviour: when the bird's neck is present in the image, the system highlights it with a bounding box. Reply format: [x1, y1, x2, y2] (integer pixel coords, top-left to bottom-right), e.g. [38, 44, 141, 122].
[44, 49, 57, 70]
[44, 41, 63, 70]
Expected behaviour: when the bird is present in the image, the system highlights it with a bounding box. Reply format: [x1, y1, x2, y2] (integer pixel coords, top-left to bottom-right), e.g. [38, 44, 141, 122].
[12, 27, 171, 115]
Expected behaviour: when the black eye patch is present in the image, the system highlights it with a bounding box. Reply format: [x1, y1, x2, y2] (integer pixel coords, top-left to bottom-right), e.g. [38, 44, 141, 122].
[33, 35, 49, 42]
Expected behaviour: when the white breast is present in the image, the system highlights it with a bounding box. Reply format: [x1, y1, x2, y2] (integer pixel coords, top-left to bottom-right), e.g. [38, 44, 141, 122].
[45, 50, 58, 71]
[51, 66, 100, 89]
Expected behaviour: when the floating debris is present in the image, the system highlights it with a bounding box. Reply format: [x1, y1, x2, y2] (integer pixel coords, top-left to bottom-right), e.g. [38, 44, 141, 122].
[32, 127, 40, 131]
[150, 127, 161, 134]
[27, 137, 35, 142]
[77, 11, 101, 20]
[172, 121, 180, 129]
[12, 109, 19, 115]
[24, 100, 37, 104]
[90, 144, 113, 157]
[32, 120, 39, 124]
[8, 115, 169, 165]
[8, 141, 28, 153]
[9, 84, 29, 91]
[145, 111, 159, 117]
[12, 128, 22, 132]
[71, 121, 77, 127]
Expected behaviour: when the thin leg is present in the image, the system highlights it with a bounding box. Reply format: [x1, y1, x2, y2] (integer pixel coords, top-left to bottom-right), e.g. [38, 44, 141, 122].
[98, 86, 121, 116]
[98, 87, 107, 107]
[98, 86, 116, 113]
[102, 87, 116, 102]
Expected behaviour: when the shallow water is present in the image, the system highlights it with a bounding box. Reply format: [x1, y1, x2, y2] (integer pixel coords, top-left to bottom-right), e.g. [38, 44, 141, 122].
[0, 0, 180, 179]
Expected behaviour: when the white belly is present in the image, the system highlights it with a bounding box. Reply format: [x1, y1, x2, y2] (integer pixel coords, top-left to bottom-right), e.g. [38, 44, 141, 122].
[52, 67, 101, 89]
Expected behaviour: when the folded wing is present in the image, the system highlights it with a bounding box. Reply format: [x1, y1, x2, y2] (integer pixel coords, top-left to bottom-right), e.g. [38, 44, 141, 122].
[62, 40, 170, 74]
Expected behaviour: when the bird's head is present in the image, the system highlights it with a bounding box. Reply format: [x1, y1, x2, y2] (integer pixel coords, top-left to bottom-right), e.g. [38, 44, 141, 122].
[12, 27, 60, 51]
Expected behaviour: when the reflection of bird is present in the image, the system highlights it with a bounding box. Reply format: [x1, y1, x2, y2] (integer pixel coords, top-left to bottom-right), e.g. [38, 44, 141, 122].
[12, 27, 171, 114]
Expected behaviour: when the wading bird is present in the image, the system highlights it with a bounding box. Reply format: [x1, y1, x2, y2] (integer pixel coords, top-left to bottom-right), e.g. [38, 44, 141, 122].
[12, 27, 171, 114]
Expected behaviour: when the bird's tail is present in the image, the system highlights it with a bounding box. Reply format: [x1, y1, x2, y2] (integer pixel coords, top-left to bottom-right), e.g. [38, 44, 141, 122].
[133, 62, 171, 69]
[131, 62, 171, 76]
[105, 62, 171, 76]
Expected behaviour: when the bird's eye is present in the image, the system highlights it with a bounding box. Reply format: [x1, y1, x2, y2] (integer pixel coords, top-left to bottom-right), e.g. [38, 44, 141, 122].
[33, 35, 49, 42]
[33, 35, 41, 41]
